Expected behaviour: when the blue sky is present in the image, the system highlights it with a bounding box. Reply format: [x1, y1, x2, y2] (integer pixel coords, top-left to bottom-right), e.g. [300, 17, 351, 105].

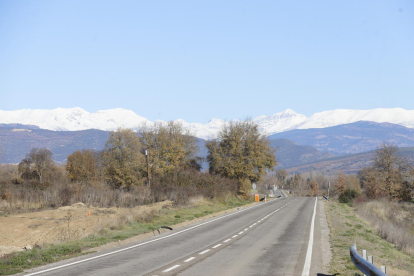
[1, 0, 413, 123]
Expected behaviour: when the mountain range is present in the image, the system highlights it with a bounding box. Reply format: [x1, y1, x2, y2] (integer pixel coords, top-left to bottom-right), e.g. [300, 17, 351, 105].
[1, 107, 414, 139]
[268, 121, 414, 155]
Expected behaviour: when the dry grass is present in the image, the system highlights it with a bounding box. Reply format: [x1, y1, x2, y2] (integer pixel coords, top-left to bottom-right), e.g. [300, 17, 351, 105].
[325, 200, 414, 276]
[356, 199, 414, 257]
[0, 196, 250, 275]
[0, 181, 152, 215]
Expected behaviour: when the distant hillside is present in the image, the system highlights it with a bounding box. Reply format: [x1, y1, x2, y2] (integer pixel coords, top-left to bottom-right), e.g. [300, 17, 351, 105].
[1, 124, 328, 170]
[0, 124, 209, 165]
[268, 121, 414, 155]
[269, 139, 335, 168]
[0, 126, 109, 163]
[286, 147, 414, 175]
[4, 122, 412, 173]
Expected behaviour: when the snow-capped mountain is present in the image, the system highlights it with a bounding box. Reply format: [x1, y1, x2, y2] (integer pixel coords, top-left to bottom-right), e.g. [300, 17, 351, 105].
[253, 109, 307, 134]
[297, 108, 414, 130]
[0, 107, 413, 139]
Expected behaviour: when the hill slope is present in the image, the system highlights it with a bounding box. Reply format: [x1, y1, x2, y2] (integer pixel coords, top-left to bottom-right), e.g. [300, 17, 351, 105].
[286, 147, 414, 175]
[269, 139, 335, 168]
[268, 121, 414, 155]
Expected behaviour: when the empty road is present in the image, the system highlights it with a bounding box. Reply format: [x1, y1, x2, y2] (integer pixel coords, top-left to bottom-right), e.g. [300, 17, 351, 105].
[24, 197, 326, 276]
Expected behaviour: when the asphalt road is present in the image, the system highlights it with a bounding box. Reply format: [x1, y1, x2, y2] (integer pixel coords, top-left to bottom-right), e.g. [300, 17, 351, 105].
[24, 197, 324, 276]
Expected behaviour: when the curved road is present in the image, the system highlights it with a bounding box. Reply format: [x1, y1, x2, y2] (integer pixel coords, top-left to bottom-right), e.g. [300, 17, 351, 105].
[23, 197, 325, 276]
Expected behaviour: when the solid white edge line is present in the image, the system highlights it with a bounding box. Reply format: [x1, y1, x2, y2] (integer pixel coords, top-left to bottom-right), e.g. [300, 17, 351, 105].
[163, 264, 180, 272]
[301, 197, 317, 276]
[212, 244, 222, 248]
[184, 257, 196, 262]
[199, 249, 210, 255]
[24, 198, 288, 276]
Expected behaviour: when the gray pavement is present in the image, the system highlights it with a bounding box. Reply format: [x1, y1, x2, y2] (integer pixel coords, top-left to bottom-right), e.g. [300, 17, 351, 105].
[23, 197, 326, 276]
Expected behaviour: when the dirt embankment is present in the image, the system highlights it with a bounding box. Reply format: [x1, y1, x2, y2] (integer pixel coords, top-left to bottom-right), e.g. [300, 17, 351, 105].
[0, 201, 172, 257]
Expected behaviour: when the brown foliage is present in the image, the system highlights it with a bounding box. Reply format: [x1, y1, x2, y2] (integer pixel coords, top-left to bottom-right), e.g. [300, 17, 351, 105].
[66, 150, 101, 184]
[206, 120, 277, 196]
[358, 144, 414, 201]
[150, 169, 237, 204]
[140, 122, 198, 176]
[102, 128, 146, 190]
[309, 180, 319, 197]
[334, 172, 347, 196]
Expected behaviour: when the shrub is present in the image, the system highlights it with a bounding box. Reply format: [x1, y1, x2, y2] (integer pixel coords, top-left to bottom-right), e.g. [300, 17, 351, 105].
[338, 189, 358, 204]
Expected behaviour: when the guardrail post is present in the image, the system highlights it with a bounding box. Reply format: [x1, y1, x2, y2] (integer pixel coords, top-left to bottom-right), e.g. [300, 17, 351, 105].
[368, 256, 373, 264]
[362, 249, 367, 276]
[350, 244, 388, 276]
[381, 266, 387, 273]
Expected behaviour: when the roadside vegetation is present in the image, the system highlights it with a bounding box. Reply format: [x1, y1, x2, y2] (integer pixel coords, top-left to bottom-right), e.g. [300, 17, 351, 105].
[0, 120, 277, 274]
[274, 143, 413, 274]
[0, 197, 249, 275]
[325, 199, 414, 276]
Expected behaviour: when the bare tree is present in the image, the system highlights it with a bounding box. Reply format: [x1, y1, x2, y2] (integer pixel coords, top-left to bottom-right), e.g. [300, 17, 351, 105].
[19, 148, 53, 184]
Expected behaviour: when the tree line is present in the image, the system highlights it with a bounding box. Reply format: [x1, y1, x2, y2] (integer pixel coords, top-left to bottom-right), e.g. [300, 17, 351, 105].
[6, 120, 277, 208]
[273, 144, 413, 203]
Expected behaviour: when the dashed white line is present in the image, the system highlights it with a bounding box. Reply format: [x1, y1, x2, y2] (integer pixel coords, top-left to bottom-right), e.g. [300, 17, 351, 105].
[184, 257, 196, 263]
[163, 264, 180, 272]
[23, 200, 280, 276]
[212, 244, 222, 248]
[199, 249, 210, 255]
[244, 228, 248, 231]
[238, 231, 243, 234]
[232, 235, 238, 238]
[224, 239, 231, 242]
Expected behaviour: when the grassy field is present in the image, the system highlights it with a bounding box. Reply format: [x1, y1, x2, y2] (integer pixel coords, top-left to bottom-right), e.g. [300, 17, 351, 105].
[0, 197, 250, 275]
[325, 200, 414, 276]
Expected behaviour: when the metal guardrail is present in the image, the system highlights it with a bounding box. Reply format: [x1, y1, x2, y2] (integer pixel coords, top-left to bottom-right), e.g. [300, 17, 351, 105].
[350, 243, 388, 276]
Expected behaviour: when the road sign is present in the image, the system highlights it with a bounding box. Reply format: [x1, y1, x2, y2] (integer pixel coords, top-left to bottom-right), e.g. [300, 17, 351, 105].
[252, 183, 256, 190]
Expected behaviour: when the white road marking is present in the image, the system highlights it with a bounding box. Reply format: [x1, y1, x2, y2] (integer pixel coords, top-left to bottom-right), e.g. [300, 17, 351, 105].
[163, 265, 180, 272]
[224, 239, 231, 242]
[212, 244, 222, 248]
[199, 249, 210, 255]
[24, 198, 294, 276]
[301, 197, 318, 276]
[184, 257, 196, 262]
[232, 235, 238, 238]
[249, 225, 254, 228]
[244, 228, 248, 231]
[238, 231, 243, 234]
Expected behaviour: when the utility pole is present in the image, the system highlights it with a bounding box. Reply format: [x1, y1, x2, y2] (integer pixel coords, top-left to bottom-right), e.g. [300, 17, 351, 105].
[328, 181, 330, 199]
[145, 149, 151, 187]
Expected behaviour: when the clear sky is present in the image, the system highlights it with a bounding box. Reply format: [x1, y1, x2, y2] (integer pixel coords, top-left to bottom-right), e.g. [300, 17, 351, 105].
[1, 0, 413, 123]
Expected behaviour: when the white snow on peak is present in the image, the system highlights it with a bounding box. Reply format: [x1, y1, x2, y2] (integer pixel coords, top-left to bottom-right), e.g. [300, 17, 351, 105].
[253, 109, 308, 135]
[297, 108, 414, 130]
[0, 107, 413, 139]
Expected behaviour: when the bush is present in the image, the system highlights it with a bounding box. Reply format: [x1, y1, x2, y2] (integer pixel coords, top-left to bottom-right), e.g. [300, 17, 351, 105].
[150, 168, 238, 205]
[338, 189, 358, 204]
